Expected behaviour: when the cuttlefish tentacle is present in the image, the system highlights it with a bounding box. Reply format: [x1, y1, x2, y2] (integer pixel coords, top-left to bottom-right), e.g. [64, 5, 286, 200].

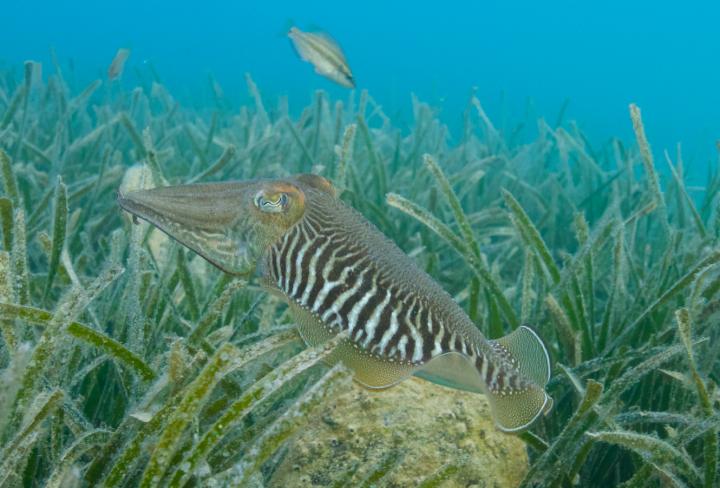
[118, 173, 552, 432]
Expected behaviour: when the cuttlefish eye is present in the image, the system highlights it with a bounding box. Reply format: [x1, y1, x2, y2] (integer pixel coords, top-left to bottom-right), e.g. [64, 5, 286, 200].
[254, 191, 289, 213]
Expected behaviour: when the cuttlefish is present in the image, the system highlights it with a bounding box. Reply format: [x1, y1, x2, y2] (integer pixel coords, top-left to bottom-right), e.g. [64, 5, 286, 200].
[117, 174, 552, 432]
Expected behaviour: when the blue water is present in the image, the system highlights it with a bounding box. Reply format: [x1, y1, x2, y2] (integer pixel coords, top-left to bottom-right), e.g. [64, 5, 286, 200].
[3, 0, 719, 181]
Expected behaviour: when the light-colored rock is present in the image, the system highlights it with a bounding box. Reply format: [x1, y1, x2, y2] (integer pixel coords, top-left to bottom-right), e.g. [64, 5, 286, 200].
[269, 377, 528, 487]
[119, 163, 154, 194]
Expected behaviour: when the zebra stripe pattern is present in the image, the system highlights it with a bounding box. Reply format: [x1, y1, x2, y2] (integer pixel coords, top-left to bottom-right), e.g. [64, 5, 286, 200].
[267, 212, 440, 365]
[266, 210, 521, 394]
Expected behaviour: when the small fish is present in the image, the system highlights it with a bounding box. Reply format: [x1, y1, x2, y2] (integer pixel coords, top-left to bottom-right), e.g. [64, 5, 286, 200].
[117, 174, 552, 432]
[108, 48, 131, 81]
[288, 27, 355, 88]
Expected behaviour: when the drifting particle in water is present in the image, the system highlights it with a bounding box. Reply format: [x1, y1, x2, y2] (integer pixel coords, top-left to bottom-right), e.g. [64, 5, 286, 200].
[288, 26, 355, 88]
[108, 48, 130, 81]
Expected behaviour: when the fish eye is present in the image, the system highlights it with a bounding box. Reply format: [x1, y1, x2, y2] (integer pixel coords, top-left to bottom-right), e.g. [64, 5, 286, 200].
[254, 191, 289, 213]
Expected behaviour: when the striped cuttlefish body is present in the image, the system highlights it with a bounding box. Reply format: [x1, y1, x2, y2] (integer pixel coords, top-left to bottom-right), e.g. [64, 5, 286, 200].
[262, 178, 552, 432]
[117, 173, 552, 432]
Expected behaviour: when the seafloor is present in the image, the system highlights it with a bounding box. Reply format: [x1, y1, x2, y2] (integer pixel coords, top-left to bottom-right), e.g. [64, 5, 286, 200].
[0, 62, 718, 487]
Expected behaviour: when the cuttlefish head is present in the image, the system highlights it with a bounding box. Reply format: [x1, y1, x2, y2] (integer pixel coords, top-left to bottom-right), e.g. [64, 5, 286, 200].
[117, 174, 334, 276]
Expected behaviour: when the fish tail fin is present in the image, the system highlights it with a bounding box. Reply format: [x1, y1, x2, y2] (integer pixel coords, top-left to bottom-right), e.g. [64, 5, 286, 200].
[485, 325, 553, 432]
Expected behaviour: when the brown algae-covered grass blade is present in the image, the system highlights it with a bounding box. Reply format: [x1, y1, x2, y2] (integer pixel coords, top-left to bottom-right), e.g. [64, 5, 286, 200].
[100, 331, 299, 487]
[11, 208, 29, 305]
[0, 300, 156, 381]
[417, 463, 463, 488]
[502, 188, 561, 285]
[423, 153, 510, 325]
[68, 320, 156, 381]
[601, 343, 689, 411]
[423, 154, 480, 257]
[674, 308, 717, 488]
[545, 294, 577, 365]
[311, 90, 324, 158]
[175, 249, 200, 320]
[609, 250, 720, 351]
[0, 85, 26, 130]
[183, 124, 209, 171]
[66, 121, 110, 156]
[0, 389, 64, 476]
[138, 342, 241, 488]
[285, 117, 315, 168]
[25, 60, 42, 89]
[471, 96, 502, 148]
[0, 197, 13, 251]
[43, 177, 68, 301]
[0, 433, 38, 487]
[69, 79, 102, 114]
[0, 149, 20, 207]
[44, 429, 112, 488]
[520, 249, 536, 324]
[119, 112, 147, 158]
[212, 363, 351, 487]
[9, 265, 124, 430]
[586, 431, 701, 485]
[574, 213, 595, 322]
[142, 127, 166, 186]
[386, 189, 519, 330]
[108, 48, 130, 80]
[187, 280, 245, 346]
[169, 334, 348, 486]
[357, 115, 386, 202]
[187, 144, 237, 183]
[519, 380, 602, 487]
[245, 72, 269, 128]
[0, 251, 15, 352]
[386, 192, 467, 254]
[664, 150, 707, 239]
[628, 103, 670, 236]
[335, 123, 356, 191]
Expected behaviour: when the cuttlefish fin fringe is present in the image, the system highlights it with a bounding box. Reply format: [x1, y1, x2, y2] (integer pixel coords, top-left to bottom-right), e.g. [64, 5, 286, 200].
[486, 384, 553, 433]
[487, 325, 553, 432]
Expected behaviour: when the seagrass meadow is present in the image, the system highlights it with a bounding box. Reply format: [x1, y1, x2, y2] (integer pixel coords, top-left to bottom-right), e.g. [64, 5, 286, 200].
[0, 60, 719, 487]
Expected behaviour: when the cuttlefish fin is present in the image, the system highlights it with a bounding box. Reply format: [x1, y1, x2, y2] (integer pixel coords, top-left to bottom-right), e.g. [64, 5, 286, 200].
[333, 341, 416, 389]
[289, 301, 335, 347]
[414, 352, 484, 393]
[486, 325, 553, 432]
[415, 326, 553, 432]
[489, 325, 551, 388]
[288, 302, 415, 389]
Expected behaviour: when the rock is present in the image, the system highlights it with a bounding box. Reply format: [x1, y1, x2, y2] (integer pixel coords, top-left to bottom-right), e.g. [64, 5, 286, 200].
[119, 163, 154, 194]
[268, 377, 528, 487]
